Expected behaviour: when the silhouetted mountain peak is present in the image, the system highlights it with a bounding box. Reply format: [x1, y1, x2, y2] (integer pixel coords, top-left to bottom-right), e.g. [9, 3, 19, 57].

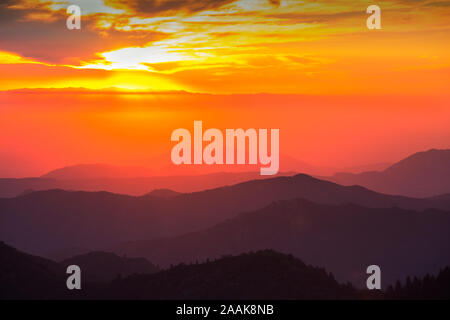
[328, 149, 450, 197]
[385, 149, 450, 173]
[107, 249, 357, 299]
[145, 189, 181, 198]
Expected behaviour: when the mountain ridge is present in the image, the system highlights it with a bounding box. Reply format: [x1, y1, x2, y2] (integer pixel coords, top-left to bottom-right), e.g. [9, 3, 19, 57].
[328, 149, 450, 197]
[3, 173, 450, 259]
[108, 198, 450, 287]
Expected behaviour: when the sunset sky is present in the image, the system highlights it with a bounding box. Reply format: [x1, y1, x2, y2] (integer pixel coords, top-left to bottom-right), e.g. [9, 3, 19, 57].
[0, 0, 449, 177]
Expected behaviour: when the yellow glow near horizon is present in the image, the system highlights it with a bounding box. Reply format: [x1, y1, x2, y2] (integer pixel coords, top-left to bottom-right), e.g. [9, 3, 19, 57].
[0, 51, 42, 65]
[54, 71, 185, 91]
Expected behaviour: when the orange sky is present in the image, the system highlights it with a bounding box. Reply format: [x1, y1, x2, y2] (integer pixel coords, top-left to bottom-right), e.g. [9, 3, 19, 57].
[0, 0, 449, 93]
[0, 0, 449, 176]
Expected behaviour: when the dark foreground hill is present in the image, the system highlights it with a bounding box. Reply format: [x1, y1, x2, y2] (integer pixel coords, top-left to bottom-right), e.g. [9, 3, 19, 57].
[0, 243, 358, 300]
[0, 241, 66, 299]
[386, 267, 450, 300]
[0, 242, 157, 299]
[2, 174, 450, 258]
[103, 250, 357, 300]
[2, 242, 449, 300]
[327, 149, 450, 197]
[110, 199, 450, 288]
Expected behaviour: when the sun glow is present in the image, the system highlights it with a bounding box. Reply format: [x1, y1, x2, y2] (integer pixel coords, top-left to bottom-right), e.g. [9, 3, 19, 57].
[80, 45, 193, 71]
[56, 71, 185, 91]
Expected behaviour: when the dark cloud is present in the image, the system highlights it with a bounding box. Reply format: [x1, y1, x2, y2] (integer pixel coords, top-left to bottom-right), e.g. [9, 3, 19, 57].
[268, 0, 281, 6]
[0, 3, 166, 64]
[105, 0, 238, 16]
[0, 0, 33, 24]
